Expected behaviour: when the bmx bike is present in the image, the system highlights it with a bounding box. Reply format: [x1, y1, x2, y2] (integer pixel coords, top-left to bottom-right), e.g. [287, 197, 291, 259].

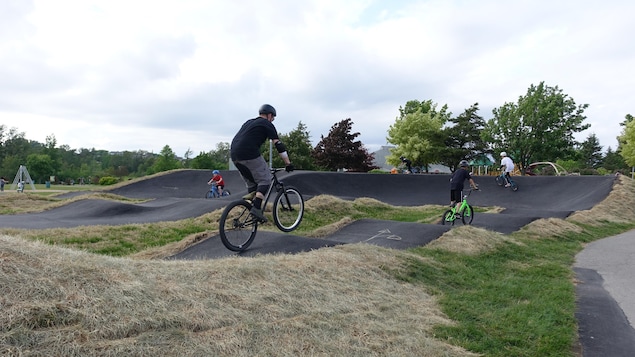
[206, 183, 230, 198]
[218, 168, 304, 252]
[495, 172, 518, 191]
[442, 188, 478, 225]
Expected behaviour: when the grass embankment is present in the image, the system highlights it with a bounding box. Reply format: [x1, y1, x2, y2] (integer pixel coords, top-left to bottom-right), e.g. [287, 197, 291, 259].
[1, 176, 634, 356]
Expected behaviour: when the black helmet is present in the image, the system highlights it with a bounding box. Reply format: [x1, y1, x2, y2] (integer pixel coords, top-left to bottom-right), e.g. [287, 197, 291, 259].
[459, 160, 469, 167]
[259, 104, 276, 117]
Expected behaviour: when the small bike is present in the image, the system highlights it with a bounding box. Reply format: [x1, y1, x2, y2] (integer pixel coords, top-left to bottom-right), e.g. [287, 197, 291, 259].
[218, 168, 304, 252]
[442, 188, 478, 225]
[206, 183, 231, 198]
[495, 172, 518, 191]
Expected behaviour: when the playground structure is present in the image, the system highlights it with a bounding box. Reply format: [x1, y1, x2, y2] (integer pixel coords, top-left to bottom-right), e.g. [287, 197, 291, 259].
[10, 165, 36, 192]
[524, 162, 569, 176]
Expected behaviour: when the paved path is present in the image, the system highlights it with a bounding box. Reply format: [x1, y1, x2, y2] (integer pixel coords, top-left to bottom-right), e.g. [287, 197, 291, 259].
[575, 230, 635, 356]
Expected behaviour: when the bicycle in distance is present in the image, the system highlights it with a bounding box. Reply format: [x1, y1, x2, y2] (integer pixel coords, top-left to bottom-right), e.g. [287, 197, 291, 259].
[442, 188, 478, 225]
[218, 168, 304, 252]
[206, 182, 231, 198]
[495, 172, 519, 191]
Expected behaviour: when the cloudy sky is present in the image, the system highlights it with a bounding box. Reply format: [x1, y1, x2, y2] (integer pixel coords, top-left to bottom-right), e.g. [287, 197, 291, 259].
[1, 0, 632, 157]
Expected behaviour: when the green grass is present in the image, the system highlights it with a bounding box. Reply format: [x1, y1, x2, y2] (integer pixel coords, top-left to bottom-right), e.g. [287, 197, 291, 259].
[400, 240, 577, 356]
[392, 222, 635, 357]
[30, 220, 214, 256]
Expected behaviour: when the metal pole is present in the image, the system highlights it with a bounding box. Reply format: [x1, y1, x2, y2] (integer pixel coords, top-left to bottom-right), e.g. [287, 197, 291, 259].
[269, 140, 273, 168]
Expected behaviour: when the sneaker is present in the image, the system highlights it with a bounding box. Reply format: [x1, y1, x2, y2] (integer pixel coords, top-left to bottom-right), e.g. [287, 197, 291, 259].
[455, 213, 462, 219]
[504, 183, 511, 188]
[249, 207, 268, 223]
[242, 192, 256, 200]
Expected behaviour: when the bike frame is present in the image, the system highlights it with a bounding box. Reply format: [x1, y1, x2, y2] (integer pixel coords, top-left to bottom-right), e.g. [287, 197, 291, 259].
[500, 172, 512, 185]
[441, 188, 477, 226]
[452, 190, 473, 215]
[255, 168, 286, 213]
[497, 172, 518, 190]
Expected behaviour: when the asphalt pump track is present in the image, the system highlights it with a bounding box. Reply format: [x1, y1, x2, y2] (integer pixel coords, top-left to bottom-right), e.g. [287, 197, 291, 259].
[1, 170, 632, 355]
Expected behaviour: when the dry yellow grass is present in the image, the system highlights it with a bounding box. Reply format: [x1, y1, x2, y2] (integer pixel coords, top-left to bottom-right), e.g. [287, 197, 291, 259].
[568, 175, 635, 225]
[426, 225, 517, 255]
[1, 235, 477, 356]
[0, 191, 146, 214]
[516, 218, 584, 239]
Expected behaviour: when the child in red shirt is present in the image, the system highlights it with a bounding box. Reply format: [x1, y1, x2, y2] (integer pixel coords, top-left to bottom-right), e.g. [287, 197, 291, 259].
[207, 170, 225, 196]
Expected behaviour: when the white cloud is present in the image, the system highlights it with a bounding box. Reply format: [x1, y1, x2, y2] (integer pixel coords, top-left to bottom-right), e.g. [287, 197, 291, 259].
[1, 0, 633, 157]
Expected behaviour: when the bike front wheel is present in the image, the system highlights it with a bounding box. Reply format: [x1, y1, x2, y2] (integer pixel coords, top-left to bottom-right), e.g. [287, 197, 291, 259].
[461, 204, 474, 225]
[441, 210, 456, 226]
[219, 200, 258, 251]
[272, 187, 304, 232]
[495, 175, 505, 186]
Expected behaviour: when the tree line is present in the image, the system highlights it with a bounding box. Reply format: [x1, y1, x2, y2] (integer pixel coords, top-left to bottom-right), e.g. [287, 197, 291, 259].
[1, 81, 632, 184]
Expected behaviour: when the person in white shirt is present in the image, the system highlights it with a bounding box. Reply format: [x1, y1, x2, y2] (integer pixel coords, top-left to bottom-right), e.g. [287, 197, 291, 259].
[500, 152, 515, 187]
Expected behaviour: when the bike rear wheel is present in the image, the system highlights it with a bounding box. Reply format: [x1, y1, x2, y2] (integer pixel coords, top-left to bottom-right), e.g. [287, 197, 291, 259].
[219, 200, 258, 251]
[461, 204, 474, 225]
[441, 210, 456, 226]
[510, 181, 519, 191]
[273, 187, 304, 232]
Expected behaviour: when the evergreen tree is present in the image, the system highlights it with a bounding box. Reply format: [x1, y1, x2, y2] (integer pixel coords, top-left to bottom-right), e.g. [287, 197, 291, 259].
[151, 145, 181, 173]
[262, 122, 316, 170]
[578, 133, 603, 169]
[440, 103, 488, 171]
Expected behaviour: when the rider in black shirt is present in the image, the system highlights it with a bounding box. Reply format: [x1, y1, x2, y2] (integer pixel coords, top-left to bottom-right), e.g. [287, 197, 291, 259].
[449, 160, 478, 215]
[400, 156, 412, 173]
[230, 104, 294, 222]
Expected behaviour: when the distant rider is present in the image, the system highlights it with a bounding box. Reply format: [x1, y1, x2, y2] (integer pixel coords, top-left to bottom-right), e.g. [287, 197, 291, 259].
[207, 170, 225, 196]
[400, 156, 412, 174]
[499, 152, 515, 188]
[450, 160, 478, 215]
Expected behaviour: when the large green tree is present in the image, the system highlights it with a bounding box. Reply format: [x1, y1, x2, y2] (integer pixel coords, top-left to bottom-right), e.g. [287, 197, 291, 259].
[0, 127, 32, 178]
[190, 142, 230, 170]
[312, 118, 377, 172]
[43, 134, 62, 175]
[26, 154, 54, 183]
[482, 82, 590, 171]
[151, 145, 181, 173]
[620, 118, 635, 167]
[386, 100, 448, 172]
[604, 147, 628, 172]
[616, 114, 634, 152]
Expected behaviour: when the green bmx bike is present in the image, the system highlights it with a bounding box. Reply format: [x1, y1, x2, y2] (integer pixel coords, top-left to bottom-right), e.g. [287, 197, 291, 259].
[442, 188, 478, 225]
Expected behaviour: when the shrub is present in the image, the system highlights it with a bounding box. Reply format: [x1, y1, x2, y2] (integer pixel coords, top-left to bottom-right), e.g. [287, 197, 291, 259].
[98, 176, 119, 185]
